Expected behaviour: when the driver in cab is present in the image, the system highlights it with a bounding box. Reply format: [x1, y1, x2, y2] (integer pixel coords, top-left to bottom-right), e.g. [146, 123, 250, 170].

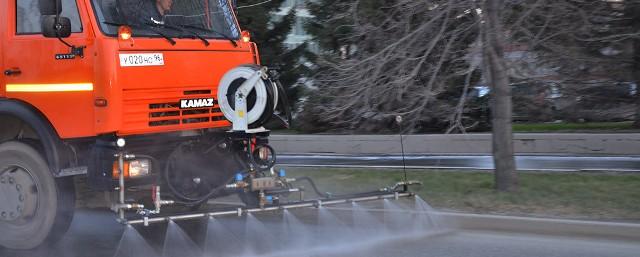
[135, 0, 173, 25]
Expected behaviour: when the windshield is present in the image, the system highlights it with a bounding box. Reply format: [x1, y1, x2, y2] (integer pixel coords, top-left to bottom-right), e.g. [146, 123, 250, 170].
[91, 0, 240, 39]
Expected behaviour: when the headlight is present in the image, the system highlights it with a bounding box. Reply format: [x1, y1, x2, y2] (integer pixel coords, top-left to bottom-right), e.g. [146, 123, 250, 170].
[128, 159, 150, 177]
[112, 159, 151, 179]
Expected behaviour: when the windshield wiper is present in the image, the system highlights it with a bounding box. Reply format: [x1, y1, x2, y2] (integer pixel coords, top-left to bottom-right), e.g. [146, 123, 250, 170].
[178, 24, 238, 47]
[147, 22, 210, 47]
[103, 21, 177, 46]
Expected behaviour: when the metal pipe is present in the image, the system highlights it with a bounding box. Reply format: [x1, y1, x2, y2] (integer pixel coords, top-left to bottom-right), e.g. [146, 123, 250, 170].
[324, 207, 435, 215]
[281, 202, 315, 209]
[154, 185, 161, 213]
[118, 152, 125, 220]
[111, 203, 145, 212]
[265, 188, 301, 194]
[127, 216, 166, 225]
[209, 210, 241, 217]
[247, 206, 280, 213]
[125, 191, 413, 225]
[168, 213, 207, 221]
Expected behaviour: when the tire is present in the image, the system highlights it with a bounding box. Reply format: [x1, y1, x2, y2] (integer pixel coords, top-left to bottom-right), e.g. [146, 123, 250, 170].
[0, 141, 75, 250]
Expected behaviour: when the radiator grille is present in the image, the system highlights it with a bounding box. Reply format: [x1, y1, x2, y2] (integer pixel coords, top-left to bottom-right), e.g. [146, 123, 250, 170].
[147, 100, 225, 127]
[121, 88, 230, 135]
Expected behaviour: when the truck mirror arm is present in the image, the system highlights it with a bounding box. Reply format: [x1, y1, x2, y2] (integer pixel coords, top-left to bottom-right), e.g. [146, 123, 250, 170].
[56, 37, 85, 58]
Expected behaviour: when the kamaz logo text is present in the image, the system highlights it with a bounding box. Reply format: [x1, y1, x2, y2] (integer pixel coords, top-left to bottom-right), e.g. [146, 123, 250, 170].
[180, 98, 215, 109]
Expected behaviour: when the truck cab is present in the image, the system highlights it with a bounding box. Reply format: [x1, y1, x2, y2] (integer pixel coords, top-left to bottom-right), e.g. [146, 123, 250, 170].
[3, 0, 260, 138]
[0, 0, 283, 249]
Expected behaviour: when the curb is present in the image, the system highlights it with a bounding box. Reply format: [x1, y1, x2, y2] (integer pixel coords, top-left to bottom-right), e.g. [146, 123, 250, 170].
[270, 134, 640, 156]
[434, 212, 640, 241]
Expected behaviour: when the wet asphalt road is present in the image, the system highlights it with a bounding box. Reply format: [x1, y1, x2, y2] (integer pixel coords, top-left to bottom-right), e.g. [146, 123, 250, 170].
[1, 205, 639, 257]
[278, 154, 640, 171]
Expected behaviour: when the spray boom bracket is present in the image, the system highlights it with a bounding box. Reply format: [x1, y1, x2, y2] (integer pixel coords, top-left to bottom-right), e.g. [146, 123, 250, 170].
[231, 68, 267, 132]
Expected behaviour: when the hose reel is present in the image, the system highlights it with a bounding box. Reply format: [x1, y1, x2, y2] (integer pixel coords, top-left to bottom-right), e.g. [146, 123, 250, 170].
[217, 65, 290, 130]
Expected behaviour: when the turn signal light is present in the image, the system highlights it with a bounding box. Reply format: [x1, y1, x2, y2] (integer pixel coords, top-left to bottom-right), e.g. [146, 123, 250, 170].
[241, 30, 251, 43]
[94, 98, 108, 107]
[112, 159, 150, 179]
[118, 26, 132, 41]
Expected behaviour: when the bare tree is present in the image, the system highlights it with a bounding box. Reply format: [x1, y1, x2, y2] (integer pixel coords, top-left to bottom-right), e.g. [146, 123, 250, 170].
[304, 0, 639, 191]
[483, 0, 518, 191]
[301, 0, 482, 133]
[505, 0, 639, 124]
[302, 0, 519, 190]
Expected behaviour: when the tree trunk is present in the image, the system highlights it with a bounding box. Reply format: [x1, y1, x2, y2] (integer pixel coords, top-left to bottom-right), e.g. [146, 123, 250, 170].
[482, 0, 518, 192]
[633, 37, 640, 128]
[630, 3, 640, 128]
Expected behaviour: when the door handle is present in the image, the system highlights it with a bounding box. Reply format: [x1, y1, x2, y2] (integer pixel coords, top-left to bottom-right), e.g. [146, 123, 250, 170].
[4, 68, 21, 76]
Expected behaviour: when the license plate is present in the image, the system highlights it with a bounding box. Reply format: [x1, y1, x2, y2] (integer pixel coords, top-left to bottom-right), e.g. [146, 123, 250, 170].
[180, 98, 215, 109]
[119, 53, 164, 67]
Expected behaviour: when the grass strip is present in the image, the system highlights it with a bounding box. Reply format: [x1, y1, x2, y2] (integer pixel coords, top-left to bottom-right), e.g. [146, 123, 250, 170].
[512, 121, 635, 132]
[284, 167, 640, 222]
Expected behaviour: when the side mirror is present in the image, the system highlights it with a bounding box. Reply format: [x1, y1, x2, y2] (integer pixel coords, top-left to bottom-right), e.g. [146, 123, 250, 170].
[39, 0, 62, 15]
[41, 15, 71, 38]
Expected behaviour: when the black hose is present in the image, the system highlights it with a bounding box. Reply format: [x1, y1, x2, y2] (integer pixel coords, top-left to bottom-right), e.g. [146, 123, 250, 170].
[325, 190, 396, 200]
[247, 144, 277, 171]
[294, 176, 329, 198]
[168, 178, 234, 206]
[273, 79, 293, 128]
[164, 159, 235, 205]
[293, 176, 406, 200]
[162, 143, 236, 205]
[250, 77, 276, 128]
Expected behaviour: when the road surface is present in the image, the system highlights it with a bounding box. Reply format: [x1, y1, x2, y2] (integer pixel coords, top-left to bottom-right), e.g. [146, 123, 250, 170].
[278, 154, 640, 172]
[1, 205, 638, 257]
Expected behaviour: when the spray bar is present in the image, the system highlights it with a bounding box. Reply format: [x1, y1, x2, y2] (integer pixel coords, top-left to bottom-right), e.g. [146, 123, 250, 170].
[125, 192, 413, 225]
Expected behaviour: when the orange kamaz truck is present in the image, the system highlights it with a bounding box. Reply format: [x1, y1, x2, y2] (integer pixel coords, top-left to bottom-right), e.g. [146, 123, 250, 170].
[0, 0, 292, 249]
[0, 0, 421, 250]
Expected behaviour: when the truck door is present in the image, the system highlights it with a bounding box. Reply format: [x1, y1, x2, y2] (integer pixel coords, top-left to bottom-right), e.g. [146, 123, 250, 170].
[3, 0, 96, 138]
[0, 4, 5, 97]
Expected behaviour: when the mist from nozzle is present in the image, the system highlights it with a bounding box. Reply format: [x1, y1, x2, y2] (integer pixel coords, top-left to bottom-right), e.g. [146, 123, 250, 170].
[162, 221, 201, 257]
[244, 213, 275, 255]
[352, 202, 384, 234]
[204, 217, 245, 257]
[5, 197, 445, 257]
[383, 199, 414, 233]
[282, 209, 312, 248]
[415, 195, 442, 230]
[113, 225, 158, 257]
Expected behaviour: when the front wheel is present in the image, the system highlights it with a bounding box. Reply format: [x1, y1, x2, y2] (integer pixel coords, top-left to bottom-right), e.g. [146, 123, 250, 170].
[0, 141, 75, 250]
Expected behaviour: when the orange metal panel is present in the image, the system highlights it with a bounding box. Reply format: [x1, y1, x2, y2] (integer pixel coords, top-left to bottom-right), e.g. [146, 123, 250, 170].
[118, 86, 232, 135]
[0, 0, 5, 97]
[3, 0, 96, 139]
[2, 0, 258, 139]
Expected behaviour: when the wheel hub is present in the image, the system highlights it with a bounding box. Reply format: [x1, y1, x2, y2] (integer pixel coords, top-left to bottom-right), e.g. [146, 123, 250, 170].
[0, 166, 37, 223]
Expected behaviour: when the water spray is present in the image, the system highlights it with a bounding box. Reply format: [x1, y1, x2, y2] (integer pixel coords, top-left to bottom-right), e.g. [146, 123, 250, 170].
[106, 68, 422, 228]
[125, 191, 415, 225]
